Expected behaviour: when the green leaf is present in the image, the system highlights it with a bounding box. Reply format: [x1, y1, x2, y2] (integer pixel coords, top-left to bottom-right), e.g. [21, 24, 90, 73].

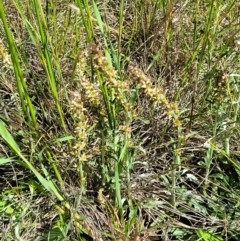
[0, 157, 16, 165]
[197, 229, 223, 241]
[0, 120, 20, 154]
[0, 120, 64, 202]
[92, 0, 104, 34]
[0, 200, 7, 207]
[35, 227, 64, 241]
[135, 116, 150, 124]
[5, 206, 14, 215]
[54, 136, 74, 143]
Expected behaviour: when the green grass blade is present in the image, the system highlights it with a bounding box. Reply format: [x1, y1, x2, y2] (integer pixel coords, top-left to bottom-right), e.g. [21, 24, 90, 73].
[0, 120, 21, 154]
[0, 120, 64, 202]
[32, 0, 66, 131]
[0, 157, 16, 165]
[0, 0, 37, 128]
[92, 0, 104, 34]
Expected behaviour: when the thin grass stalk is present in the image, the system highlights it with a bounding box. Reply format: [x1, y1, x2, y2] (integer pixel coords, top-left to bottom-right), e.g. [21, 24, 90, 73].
[0, 120, 67, 206]
[232, 75, 240, 125]
[109, 124, 122, 216]
[7, 2, 67, 185]
[75, 0, 94, 42]
[163, 0, 174, 60]
[224, 135, 230, 156]
[171, 126, 182, 208]
[197, 0, 214, 71]
[57, 6, 75, 80]
[97, 71, 115, 130]
[46, 0, 57, 48]
[70, 14, 82, 81]
[32, 0, 66, 131]
[100, 134, 109, 185]
[122, 124, 133, 200]
[126, 151, 132, 199]
[204, 146, 214, 191]
[125, 5, 137, 56]
[117, 0, 124, 69]
[12, 0, 39, 45]
[78, 151, 86, 195]
[176, 0, 216, 101]
[0, 1, 37, 128]
[117, 131, 132, 220]
[45, 1, 65, 85]
[223, 75, 240, 155]
[186, 0, 200, 129]
[205, 74, 239, 188]
[175, 32, 204, 99]
[190, 1, 219, 120]
[210, 142, 240, 172]
[46, 150, 63, 186]
[204, 115, 217, 193]
[114, 158, 122, 216]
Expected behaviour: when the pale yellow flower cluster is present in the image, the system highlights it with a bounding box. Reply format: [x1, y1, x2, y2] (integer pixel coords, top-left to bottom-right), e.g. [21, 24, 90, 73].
[70, 92, 89, 159]
[0, 40, 11, 66]
[91, 43, 136, 118]
[129, 65, 181, 127]
[81, 76, 101, 106]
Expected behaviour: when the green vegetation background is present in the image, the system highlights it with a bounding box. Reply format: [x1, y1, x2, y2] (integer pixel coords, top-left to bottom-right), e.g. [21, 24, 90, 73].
[0, 0, 240, 240]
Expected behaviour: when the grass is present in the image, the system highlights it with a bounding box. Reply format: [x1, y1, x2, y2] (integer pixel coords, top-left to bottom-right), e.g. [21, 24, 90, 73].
[0, 0, 240, 240]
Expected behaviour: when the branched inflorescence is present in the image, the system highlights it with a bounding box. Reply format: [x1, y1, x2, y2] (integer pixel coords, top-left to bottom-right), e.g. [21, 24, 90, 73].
[70, 91, 89, 182]
[91, 43, 136, 120]
[129, 65, 181, 127]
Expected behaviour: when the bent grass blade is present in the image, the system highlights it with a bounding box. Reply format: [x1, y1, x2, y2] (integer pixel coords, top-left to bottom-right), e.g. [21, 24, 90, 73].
[0, 120, 65, 203]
